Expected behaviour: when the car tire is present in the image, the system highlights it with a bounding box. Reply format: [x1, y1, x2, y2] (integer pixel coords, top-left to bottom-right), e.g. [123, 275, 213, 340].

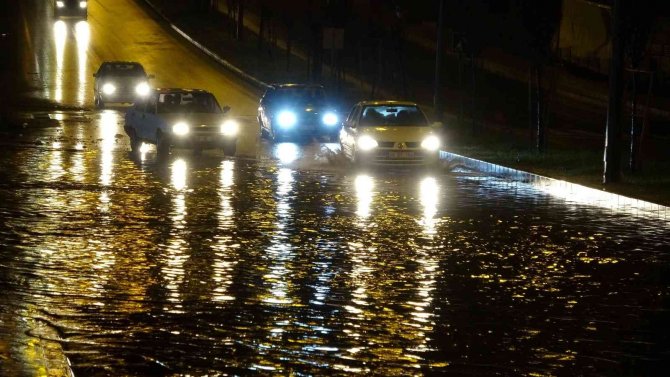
[222, 140, 237, 156]
[259, 119, 269, 139]
[156, 131, 170, 160]
[95, 95, 105, 109]
[271, 127, 284, 143]
[129, 128, 141, 154]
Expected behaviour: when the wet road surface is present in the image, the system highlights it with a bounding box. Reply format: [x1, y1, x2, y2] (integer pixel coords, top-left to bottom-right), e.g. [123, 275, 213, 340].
[1, 0, 670, 376]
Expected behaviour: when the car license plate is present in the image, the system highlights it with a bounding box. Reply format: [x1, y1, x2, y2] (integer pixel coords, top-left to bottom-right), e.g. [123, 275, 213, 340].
[197, 136, 213, 143]
[389, 151, 415, 159]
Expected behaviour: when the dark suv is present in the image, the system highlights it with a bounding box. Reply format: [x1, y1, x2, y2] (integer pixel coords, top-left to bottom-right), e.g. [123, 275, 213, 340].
[93, 61, 154, 108]
[54, 0, 88, 19]
[257, 84, 341, 142]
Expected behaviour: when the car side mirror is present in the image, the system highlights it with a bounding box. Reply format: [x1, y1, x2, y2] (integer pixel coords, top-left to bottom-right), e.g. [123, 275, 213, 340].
[222, 106, 231, 113]
[92, 73, 97, 78]
[431, 121, 443, 130]
[148, 74, 155, 79]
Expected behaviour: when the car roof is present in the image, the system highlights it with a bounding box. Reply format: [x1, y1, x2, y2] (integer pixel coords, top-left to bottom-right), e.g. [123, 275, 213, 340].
[270, 83, 325, 90]
[101, 61, 144, 67]
[357, 100, 419, 107]
[154, 88, 212, 94]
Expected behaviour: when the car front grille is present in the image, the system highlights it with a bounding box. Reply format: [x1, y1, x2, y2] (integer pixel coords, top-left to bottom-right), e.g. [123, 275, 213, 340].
[193, 125, 220, 135]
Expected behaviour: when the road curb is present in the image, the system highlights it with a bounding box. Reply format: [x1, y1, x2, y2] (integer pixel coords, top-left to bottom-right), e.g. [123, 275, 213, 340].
[140, 0, 271, 90]
[440, 150, 670, 220]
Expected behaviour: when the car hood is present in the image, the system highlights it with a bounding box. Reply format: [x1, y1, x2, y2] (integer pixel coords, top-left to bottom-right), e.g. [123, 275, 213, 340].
[360, 126, 434, 142]
[271, 102, 333, 115]
[159, 113, 226, 126]
[99, 76, 147, 84]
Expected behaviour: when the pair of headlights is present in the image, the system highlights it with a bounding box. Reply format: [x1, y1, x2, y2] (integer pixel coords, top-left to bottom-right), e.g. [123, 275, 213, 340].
[172, 120, 239, 137]
[57, 1, 87, 8]
[357, 135, 441, 152]
[101, 82, 151, 97]
[276, 110, 339, 128]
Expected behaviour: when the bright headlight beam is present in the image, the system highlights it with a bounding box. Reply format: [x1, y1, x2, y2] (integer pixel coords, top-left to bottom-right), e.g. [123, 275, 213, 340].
[322, 112, 338, 126]
[277, 111, 297, 128]
[172, 122, 190, 136]
[221, 120, 239, 136]
[421, 135, 440, 151]
[357, 135, 378, 151]
[135, 82, 150, 96]
[102, 83, 116, 95]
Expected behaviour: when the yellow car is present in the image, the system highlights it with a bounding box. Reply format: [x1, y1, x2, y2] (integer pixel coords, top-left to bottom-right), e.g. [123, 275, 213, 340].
[339, 101, 442, 166]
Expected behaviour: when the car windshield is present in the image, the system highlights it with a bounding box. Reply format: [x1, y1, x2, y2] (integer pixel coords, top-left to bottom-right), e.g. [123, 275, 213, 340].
[275, 87, 326, 103]
[101, 63, 146, 77]
[157, 92, 223, 114]
[359, 105, 428, 127]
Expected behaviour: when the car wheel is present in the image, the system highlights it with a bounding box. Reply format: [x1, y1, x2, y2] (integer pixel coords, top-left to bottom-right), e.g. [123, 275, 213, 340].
[222, 140, 237, 156]
[340, 140, 351, 161]
[271, 127, 284, 143]
[95, 95, 105, 109]
[129, 128, 141, 154]
[156, 131, 170, 160]
[259, 119, 269, 139]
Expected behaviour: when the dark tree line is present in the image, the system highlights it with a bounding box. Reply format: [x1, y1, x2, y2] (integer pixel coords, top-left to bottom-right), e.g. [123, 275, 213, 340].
[444, 0, 561, 151]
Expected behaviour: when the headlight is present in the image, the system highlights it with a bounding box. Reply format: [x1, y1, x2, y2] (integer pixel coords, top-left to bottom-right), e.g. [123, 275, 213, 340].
[322, 112, 338, 126]
[220, 120, 239, 136]
[79, 1, 87, 8]
[56, 1, 65, 8]
[277, 111, 297, 128]
[102, 83, 116, 95]
[357, 135, 378, 151]
[421, 135, 440, 151]
[135, 82, 150, 97]
[172, 122, 190, 136]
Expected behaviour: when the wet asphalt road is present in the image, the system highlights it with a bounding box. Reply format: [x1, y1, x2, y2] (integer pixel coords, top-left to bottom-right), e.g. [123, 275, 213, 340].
[1, 0, 670, 376]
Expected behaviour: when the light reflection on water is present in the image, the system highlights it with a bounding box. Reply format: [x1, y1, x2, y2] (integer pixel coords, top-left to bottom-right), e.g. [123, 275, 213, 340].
[74, 21, 89, 106]
[212, 160, 237, 303]
[52, 21, 66, 103]
[263, 168, 295, 306]
[163, 159, 189, 313]
[1, 133, 669, 375]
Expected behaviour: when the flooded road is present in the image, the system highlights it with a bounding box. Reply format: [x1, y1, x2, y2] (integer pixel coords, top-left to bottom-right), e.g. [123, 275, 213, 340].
[2, 0, 670, 375]
[1, 111, 669, 376]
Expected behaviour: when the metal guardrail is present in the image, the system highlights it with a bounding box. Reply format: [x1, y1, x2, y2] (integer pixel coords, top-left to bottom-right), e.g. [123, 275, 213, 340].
[440, 150, 670, 220]
[140, 0, 271, 90]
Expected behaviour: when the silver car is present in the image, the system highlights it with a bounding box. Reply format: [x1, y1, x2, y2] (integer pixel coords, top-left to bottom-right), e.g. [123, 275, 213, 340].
[124, 89, 238, 159]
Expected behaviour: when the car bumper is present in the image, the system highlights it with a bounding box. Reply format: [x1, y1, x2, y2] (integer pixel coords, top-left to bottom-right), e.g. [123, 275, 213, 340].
[276, 124, 340, 138]
[169, 134, 237, 149]
[99, 92, 149, 104]
[356, 149, 439, 166]
[55, 9, 87, 18]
